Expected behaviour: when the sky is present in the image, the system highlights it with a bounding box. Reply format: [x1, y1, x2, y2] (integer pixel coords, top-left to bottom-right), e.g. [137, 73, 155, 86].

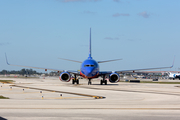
[0, 0, 180, 73]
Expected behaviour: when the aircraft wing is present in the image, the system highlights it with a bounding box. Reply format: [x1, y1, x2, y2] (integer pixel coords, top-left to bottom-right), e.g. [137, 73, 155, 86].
[117, 57, 174, 73]
[99, 63, 174, 75]
[5, 54, 79, 74]
[115, 65, 173, 73]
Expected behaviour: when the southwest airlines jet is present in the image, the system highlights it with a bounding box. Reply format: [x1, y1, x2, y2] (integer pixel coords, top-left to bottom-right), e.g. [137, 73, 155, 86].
[5, 28, 174, 85]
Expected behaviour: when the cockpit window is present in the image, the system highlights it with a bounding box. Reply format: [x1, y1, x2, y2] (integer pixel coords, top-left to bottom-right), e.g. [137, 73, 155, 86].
[84, 65, 95, 67]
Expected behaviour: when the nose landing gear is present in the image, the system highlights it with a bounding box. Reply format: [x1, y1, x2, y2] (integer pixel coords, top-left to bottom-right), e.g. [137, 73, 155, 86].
[88, 79, 92, 85]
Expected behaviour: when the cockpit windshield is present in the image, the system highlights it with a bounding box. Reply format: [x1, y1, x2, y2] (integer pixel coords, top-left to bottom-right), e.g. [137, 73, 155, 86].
[84, 64, 95, 67]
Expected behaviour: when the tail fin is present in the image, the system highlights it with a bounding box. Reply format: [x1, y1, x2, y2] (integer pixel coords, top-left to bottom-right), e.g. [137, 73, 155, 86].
[88, 28, 92, 59]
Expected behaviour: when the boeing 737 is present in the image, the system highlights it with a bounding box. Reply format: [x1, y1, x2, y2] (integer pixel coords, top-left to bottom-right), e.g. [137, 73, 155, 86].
[5, 28, 174, 85]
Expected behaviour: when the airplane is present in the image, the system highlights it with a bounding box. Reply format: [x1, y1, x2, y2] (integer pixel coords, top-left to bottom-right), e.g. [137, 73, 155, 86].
[168, 72, 180, 80]
[5, 28, 174, 85]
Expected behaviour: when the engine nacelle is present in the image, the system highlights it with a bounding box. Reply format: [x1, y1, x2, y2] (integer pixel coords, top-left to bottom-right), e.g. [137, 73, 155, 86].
[59, 72, 71, 82]
[109, 73, 120, 83]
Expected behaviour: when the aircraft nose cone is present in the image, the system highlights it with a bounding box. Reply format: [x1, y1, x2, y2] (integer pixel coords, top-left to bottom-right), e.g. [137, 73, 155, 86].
[85, 68, 94, 77]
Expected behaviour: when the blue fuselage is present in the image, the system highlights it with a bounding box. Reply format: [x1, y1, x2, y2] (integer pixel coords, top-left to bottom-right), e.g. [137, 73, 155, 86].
[80, 57, 99, 79]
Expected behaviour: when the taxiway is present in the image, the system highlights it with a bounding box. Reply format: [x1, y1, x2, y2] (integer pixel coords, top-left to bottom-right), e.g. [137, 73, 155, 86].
[0, 77, 180, 120]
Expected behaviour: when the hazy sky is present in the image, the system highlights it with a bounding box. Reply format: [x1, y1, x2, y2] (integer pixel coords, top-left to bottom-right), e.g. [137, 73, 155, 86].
[0, 0, 180, 72]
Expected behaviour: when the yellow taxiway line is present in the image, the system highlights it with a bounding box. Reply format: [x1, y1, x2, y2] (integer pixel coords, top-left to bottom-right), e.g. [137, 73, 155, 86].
[26, 96, 91, 100]
[11, 85, 105, 99]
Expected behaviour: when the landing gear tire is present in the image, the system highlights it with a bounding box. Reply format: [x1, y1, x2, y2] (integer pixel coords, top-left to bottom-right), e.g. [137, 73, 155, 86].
[105, 80, 107, 85]
[100, 80, 107, 85]
[100, 80, 103, 85]
[88, 81, 91, 85]
[88, 79, 92, 85]
[72, 79, 75, 84]
[72, 79, 79, 84]
[76, 79, 79, 84]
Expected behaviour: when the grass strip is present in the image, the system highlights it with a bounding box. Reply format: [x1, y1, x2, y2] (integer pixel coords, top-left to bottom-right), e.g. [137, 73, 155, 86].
[0, 80, 14, 83]
[0, 95, 9, 99]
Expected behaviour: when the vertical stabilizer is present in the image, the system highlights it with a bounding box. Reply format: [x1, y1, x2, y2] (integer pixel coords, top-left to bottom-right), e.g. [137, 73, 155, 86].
[88, 28, 92, 59]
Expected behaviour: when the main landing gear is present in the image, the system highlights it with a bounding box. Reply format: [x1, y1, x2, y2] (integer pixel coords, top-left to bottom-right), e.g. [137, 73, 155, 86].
[100, 75, 107, 85]
[72, 79, 79, 84]
[87, 76, 108, 85]
[100, 80, 107, 85]
[72, 75, 79, 84]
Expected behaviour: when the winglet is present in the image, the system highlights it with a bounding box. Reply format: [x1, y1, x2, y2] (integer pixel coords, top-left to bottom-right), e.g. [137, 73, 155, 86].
[171, 56, 175, 68]
[5, 53, 10, 65]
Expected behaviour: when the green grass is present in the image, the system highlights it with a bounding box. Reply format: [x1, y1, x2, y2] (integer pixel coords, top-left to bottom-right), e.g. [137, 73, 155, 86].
[0, 95, 9, 99]
[0, 80, 14, 83]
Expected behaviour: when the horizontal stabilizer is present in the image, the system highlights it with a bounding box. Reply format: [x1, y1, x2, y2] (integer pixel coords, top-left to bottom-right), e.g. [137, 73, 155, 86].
[58, 58, 82, 63]
[98, 59, 122, 63]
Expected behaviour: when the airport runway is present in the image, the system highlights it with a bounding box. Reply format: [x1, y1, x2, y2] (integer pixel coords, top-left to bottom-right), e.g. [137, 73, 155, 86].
[1, 77, 180, 120]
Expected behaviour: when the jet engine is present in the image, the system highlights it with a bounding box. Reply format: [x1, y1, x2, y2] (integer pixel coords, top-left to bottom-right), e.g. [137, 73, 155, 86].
[59, 72, 71, 82]
[109, 73, 120, 83]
